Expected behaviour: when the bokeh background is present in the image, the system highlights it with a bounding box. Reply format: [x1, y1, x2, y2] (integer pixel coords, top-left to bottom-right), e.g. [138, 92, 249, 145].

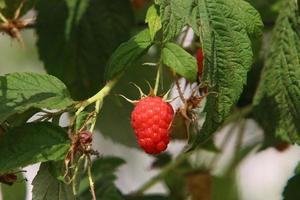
[0, 0, 300, 199]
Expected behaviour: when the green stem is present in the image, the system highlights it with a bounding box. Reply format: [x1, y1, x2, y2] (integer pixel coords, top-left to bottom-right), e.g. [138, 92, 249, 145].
[134, 153, 188, 195]
[72, 155, 86, 195]
[89, 100, 101, 132]
[75, 76, 119, 116]
[87, 155, 97, 200]
[153, 61, 162, 96]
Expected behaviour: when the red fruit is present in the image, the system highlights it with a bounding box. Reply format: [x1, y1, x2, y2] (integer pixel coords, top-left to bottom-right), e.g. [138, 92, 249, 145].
[131, 96, 174, 154]
[196, 48, 204, 78]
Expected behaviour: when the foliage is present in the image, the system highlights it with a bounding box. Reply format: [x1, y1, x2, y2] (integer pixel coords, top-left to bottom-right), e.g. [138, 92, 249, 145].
[189, 0, 263, 147]
[253, 0, 300, 144]
[0, 122, 70, 173]
[32, 162, 75, 200]
[283, 162, 300, 200]
[36, 0, 134, 99]
[0, 0, 299, 199]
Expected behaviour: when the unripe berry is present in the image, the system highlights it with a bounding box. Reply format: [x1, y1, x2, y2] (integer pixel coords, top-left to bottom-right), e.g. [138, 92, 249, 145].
[79, 131, 93, 145]
[131, 96, 174, 154]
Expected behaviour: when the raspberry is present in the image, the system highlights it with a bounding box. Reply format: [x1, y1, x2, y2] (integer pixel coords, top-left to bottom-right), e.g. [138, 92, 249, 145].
[196, 48, 204, 78]
[131, 96, 174, 154]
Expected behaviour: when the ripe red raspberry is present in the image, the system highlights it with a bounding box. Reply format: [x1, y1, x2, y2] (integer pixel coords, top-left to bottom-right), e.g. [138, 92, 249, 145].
[196, 48, 204, 78]
[131, 96, 174, 154]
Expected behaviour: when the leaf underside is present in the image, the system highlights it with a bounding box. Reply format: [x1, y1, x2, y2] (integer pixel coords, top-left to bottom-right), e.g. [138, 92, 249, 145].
[253, 0, 300, 144]
[189, 0, 262, 147]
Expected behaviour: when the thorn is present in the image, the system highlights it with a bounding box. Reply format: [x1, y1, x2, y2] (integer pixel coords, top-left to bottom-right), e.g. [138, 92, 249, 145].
[129, 82, 146, 98]
[142, 62, 157, 67]
[162, 89, 171, 100]
[118, 94, 139, 104]
[13, 29, 25, 48]
[165, 96, 179, 103]
[144, 80, 154, 95]
[14, 0, 25, 20]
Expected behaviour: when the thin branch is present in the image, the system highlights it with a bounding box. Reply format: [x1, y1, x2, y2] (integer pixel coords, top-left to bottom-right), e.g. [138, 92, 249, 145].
[153, 61, 162, 96]
[134, 153, 189, 195]
[175, 78, 186, 103]
[75, 75, 120, 116]
[87, 155, 97, 200]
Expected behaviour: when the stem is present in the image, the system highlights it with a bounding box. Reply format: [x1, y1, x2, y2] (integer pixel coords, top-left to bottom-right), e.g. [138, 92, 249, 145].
[75, 76, 119, 116]
[134, 153, 188, 195]
[153, 61, 162, 96]
[175, 78, 185, 103]
[87, 156, 97, 200]
[89, 100, 101, 132]
[72, 155, 86, 195]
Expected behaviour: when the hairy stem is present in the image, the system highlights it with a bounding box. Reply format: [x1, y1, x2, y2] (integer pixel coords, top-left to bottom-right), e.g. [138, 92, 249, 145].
[153, 61, 162, 96]
[89, 100, 101, 132]
[175, 78, 186, 103]
[134, 153, 189, 195]
[72, 155, 86, 195]
[75, 76, 120, 116]
[87, 156, 97, 200]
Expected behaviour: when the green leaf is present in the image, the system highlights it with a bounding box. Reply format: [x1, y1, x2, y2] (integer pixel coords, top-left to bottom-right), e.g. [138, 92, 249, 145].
[253, 0, 300, 144]
[79, 157, 125, 200]
[75, 111, 89, 132]
[105, 29, 153, 80]
[36, 0, 134, 99]
[282, 160, 300, 200]
[189, 0, 262, 147]
[283, 173, 300, 200]
[164, 169, 186, 199]
[161, 42, 197, 82]
[1, 173, 26, 200]
[32, 162, 75, 200]
[145, 5, 162, 40]
[234, 0, 263, 38]
[0, 122, 70, 173]
[4, 108, 40, 128]
[245, 0, 282, 24]
[0, 72, 74, 124]
[160, 0, 194, 41]
[212, 175, 239, 200]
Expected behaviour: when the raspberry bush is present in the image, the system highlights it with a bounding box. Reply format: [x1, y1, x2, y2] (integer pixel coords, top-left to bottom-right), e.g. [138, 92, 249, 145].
[0, 0, 300, 199]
